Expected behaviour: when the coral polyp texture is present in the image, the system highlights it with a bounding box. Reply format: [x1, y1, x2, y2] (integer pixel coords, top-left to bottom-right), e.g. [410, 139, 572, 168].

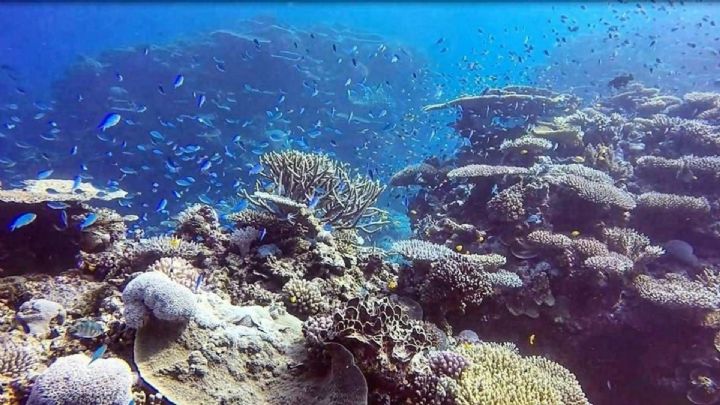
[27, 354, 134, 405]
[122, 271, 197, 329]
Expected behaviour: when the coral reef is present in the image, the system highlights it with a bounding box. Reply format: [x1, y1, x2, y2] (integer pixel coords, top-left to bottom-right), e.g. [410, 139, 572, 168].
[4, 81, 720, 405]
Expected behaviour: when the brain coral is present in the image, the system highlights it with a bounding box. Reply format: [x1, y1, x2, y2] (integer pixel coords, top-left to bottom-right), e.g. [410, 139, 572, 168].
[122, 271, 197, 329]
[456, 342, 589, 405]
[27, 353, 134, 405]
[455, 342, 589, 405]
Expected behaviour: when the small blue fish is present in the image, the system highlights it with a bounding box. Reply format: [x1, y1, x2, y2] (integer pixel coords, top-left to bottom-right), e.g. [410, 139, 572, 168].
[70, 145, 78, 155]
[322, 223, 334, 232]
[173, 74, 184, 88]
[71, 175, 82, 192]
[199, 159, 212, 172]
[47, 201, 70, 210]
[36, 168, 54, 179]
[308, 192, 321, 210]
[9, 213, 36, 231]
[97, 113, 121, 132]
[258, 227, 267, 241]
[249, 164, 263, 175]
[79, 213, 98, 231]
[193, 274, 204, 293]
[232, 199, 249, 212]
[88, 343, 107, 364]
[526, 212, 543, 225]
[155, 198, 168, 212]
[60, 210, 68, 229]
[197, 94, 206, 108]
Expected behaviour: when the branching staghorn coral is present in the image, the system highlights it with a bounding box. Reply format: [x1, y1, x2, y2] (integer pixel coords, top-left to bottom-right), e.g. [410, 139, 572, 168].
[245, 150, 387, 232]
[420, 256, 521, 311]
[601, 227, 664, 264]
[487, 183, 526, 222]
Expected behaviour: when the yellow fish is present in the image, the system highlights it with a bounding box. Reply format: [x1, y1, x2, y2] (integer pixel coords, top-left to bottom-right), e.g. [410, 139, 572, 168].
[387, 279, 398, 291]
[570, 230, 581, 237]
[455, 244, 463, 252]
[529, 334, 536, 346]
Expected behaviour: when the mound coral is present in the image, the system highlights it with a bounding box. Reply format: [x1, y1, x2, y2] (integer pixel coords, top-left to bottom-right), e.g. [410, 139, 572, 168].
[122, 271, 197, 329]
[27, 353, 134, 405]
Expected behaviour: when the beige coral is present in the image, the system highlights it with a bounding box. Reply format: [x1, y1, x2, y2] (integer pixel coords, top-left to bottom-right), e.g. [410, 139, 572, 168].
[455, 342, 589, 405]
[147, 257, 201, 290]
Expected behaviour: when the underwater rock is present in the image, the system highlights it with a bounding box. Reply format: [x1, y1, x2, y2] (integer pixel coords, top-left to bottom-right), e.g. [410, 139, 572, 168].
[664, 239, 701, 268]
[133, 293, 341, 404]
[15, 298, 66, 337]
